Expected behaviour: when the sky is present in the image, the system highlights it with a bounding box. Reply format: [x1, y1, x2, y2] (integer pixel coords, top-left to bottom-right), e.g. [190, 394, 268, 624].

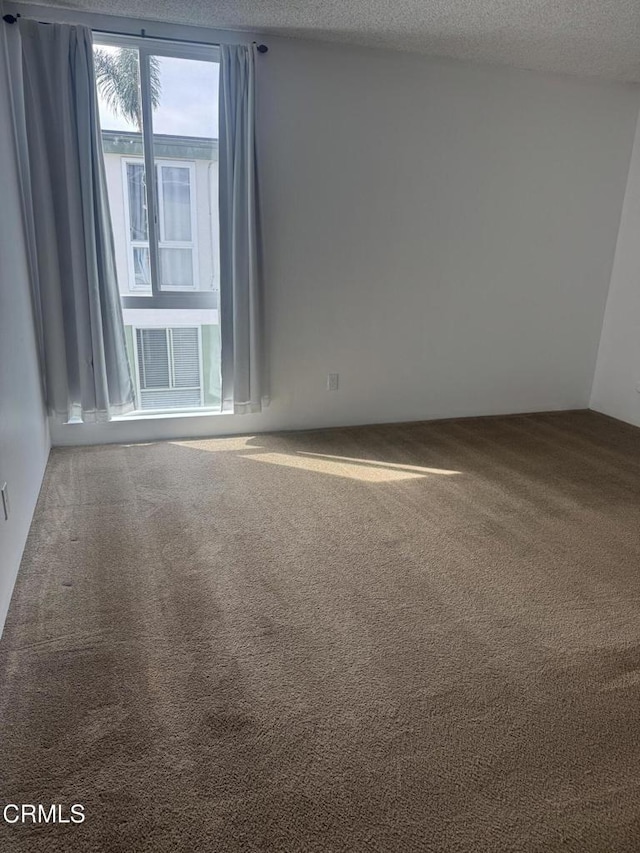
[95, 47, 219, 139]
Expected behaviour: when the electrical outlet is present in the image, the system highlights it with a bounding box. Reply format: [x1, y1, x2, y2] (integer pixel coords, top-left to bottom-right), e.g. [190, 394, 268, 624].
[327, 373, 339, 391]
[1, 483, 9, 521]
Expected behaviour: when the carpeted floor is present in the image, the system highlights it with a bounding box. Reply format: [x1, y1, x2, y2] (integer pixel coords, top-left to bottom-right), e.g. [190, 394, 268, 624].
[2, 410, 640, 852]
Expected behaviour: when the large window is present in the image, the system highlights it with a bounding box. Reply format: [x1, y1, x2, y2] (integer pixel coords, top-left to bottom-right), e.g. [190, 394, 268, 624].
[94, 35, 221, 413]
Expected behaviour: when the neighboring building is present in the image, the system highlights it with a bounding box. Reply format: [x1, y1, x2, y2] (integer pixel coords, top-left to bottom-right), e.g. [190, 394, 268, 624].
[102, 130, 221, 411]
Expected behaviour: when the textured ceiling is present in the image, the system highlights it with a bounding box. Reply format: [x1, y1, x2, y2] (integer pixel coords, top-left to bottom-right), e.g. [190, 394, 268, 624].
[23, 0, 640, 81]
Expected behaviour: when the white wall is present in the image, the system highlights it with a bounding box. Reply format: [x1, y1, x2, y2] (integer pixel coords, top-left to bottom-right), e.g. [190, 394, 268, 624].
[590, 111, 640, 427]
[0, 22, 50, 631]
[13, 4, 638, 446]
[257, 41, 639, 430]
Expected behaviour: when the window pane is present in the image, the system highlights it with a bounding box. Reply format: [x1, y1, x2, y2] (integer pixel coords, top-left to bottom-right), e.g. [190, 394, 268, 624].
[171, 328, 200, 387]
[161, 166, 191, 241]
[94, 45, 151, 297]
[132, 246, 151, 289]
[151, 56, 219, 136]
[136, 328, 170, 388]
[151, 54, 218, 294]
[160, 248, 193, 288]
[126, 163, 148, 241]
[94, 46, 143, 133]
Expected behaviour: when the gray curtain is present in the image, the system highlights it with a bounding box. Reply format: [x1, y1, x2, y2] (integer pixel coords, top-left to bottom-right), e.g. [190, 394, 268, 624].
[219, 44, 266, 414]
[14, 20, 134, 422]
[4, 23, 45, 394]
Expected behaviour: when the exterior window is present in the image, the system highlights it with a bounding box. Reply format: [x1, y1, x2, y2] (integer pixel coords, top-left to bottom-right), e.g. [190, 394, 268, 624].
[135, 327, 202, 410]
[125, 163, 151, 290]
[123, 160, 196, 292]
[158, 163, 197, 289]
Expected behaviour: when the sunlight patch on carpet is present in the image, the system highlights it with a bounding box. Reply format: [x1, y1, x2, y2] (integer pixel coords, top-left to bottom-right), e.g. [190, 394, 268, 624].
[239, 451, 459, 482]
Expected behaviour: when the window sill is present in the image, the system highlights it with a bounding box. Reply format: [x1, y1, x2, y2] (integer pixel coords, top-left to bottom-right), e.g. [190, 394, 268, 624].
[50, 404, 269, 447]
[112, 407, 227, 422]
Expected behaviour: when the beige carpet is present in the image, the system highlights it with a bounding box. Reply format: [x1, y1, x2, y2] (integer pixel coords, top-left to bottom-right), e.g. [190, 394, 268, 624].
[2, 410, 640, 852]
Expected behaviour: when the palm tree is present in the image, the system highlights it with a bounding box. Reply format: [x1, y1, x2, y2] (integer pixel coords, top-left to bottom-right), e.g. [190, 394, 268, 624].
[94, 48, 161, 130]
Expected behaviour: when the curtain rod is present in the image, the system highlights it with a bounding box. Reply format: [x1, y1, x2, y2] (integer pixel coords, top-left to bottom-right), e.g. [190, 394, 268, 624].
[2, 13, 269, 52]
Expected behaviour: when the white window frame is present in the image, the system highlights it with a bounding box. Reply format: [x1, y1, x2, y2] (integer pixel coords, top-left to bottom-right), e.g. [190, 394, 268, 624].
[132, 325, 205, 412]
[122, 158, 198, 294]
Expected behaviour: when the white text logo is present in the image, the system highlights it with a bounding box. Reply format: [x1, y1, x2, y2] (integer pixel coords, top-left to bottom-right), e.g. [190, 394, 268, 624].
[3, 804, 85, 825]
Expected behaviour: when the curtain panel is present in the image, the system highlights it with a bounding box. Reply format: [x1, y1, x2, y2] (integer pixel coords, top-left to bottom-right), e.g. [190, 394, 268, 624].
[11, 20, 134, 423]
[219, 43, 267, 414]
